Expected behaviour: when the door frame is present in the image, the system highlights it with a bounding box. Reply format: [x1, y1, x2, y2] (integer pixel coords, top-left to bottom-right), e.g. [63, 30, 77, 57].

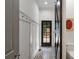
[41, 20, 52, 47]
[60, 0, 62, 59]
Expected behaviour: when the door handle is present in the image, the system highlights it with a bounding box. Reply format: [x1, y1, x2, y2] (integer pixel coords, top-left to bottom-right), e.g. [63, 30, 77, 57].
[15, 54, 20, 59]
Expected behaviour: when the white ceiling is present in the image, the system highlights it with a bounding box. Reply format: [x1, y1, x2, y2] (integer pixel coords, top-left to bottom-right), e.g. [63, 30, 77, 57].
[35, 0, 56, 10]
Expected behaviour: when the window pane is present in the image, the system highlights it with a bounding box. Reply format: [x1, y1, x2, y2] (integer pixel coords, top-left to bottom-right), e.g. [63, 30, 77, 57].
[47, 28, 50, 32]
[46, 38, 50, 43]
[47, 32, 50, 37]
[43, 28, 47, 33]
[43, 38, 47, 43]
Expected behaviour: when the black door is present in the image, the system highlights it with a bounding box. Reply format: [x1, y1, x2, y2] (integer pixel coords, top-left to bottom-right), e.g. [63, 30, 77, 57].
[41, 21, 52, 47]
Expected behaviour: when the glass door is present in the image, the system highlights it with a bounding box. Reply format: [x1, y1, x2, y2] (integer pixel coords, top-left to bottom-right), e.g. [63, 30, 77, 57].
[41, 21, 52, 47]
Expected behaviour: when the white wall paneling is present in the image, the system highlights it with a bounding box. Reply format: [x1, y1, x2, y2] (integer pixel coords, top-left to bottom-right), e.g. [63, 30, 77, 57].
[19, 11, 40, 59]
[30, 22, 40, 59]
[19, 0, 40, 58]
[19, 19, 30, 59]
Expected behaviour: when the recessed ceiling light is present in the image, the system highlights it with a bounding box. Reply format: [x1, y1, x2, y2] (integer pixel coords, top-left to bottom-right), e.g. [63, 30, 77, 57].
[45, 1, 48, 5]
[57, 1, 60, 6]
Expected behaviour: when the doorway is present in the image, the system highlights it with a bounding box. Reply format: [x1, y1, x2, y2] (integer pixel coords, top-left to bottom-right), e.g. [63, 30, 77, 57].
[41, 21, 52, 47]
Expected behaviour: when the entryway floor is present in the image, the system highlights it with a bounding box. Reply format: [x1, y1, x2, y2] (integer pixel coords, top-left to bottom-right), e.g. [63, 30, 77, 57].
[41, 47, 55, 59]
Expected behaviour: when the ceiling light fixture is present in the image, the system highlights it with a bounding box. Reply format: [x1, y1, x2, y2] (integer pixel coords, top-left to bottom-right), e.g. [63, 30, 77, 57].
[45, 1, 48, 5]
[57, 0, 60, 6]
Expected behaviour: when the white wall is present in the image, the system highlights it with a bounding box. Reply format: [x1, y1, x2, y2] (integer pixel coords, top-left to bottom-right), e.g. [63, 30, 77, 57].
[62, 0, 74, 59]
[39, 9, 55, 47]
[40, 9, 55, 20]
[20, 0, 39, 23]
[19, 0, 40, 58]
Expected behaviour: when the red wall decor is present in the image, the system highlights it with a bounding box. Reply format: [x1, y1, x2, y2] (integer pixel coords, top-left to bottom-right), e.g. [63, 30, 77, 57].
[66, 18, 73, 31]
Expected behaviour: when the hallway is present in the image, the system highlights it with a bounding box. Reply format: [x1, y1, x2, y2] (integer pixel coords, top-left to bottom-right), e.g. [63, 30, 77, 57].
[19, 10, 59, 59]
[5, 0, 74, 59]
[19, 0, 60, 59]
